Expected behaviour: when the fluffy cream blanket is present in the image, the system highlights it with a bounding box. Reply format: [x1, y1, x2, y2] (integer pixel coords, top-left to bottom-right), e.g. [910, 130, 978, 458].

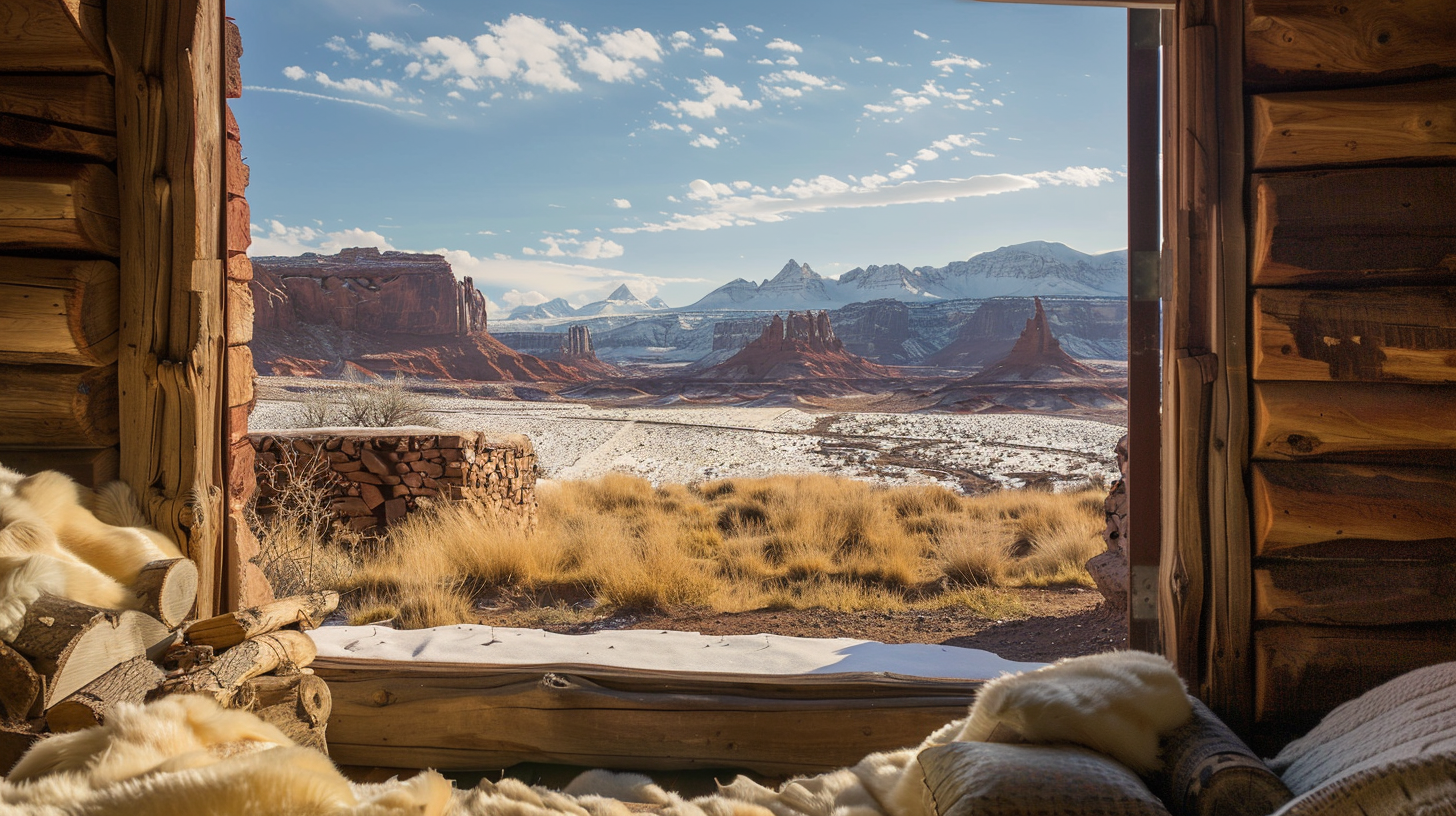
[0, 652, 1190, 816]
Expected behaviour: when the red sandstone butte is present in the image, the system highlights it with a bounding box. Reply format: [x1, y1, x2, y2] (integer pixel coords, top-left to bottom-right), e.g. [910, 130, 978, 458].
[702, 311, 894, 381]
[969, 297, 1099, 382]
[248, 247, 600, 382]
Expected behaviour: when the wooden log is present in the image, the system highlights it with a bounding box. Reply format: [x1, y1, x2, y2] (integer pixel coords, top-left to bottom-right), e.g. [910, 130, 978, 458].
[1255, 559, 1456, 626]
[242, 673, 331, 753]
[0, 73, 114, 133]
[187, 591, 339, 651]
[1251, 78, 1456, 171]
[1254, 624, 1456, 728]
[1154, 698, 1293, 816]
[0, 0, 111, 73]
[1253, 288, 1456, 383]
[0, 113, 116, 162]
[43, 655, 165, 733]
[131, 558, 198, 630]
[0, 159, 119, 256]
[0, 639, 42, 720]
[169, 631, 317, 705]
[1252, 168, 1456, 288]
[0, 722, 42, 777]
[0, 363, 118, 448]
[316, 658, 983, 774]
[0, 257, 119, 366]
[7, 594, 173, 707]
[1160, 354, 1214, 680]
[1254, 382, 1456, 461]
[0, 447, 117, 487]
[111, 0, 228, 619]
[1252, 462, 1456, 555]
[1246, 0, 1456, 88]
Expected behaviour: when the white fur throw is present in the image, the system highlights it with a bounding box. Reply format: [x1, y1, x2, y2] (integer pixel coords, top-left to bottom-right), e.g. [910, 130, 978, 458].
[0, 465, 184, 640]
[0, 651, 1190, 816]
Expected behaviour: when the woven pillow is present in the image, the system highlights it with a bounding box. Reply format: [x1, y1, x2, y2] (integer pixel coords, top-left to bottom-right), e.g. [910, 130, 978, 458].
[1269, 661, 1456, 797]
[1273, 753, 1456, 816]
[918, 741, 1172, 816]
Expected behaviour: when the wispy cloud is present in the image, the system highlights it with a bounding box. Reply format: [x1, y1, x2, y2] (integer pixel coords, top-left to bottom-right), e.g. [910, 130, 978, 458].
[243, 85, 424, 116]
[612, 166, 1114, 235]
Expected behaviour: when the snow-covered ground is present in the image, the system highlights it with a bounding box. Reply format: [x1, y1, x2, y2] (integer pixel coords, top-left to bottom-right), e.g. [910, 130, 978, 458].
[252, 395, 1125, 491]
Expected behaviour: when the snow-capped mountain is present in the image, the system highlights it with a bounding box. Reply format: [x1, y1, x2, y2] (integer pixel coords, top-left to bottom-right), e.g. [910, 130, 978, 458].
[684, 242, 1126, 311]
[506, 297, 576, 321]
[505, 285, 667, 321]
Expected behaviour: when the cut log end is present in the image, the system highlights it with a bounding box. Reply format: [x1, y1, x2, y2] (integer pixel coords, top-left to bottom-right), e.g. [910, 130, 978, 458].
[132, 558, 198, 629]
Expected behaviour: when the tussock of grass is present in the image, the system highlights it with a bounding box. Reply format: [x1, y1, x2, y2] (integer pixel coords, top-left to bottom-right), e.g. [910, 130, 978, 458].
[334, 473, 1106, 629]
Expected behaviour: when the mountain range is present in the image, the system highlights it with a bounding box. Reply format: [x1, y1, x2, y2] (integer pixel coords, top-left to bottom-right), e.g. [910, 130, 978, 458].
[508, 284, 669, 320]
[685, 242, 1127, 312]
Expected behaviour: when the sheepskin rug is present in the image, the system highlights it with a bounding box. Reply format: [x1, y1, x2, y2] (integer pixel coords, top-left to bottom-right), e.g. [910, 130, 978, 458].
[0, 652, 1191, 816]
[0, 465, 183, 639]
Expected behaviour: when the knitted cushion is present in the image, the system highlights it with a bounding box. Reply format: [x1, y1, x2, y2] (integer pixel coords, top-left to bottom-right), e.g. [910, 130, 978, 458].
[1269, 661, 1456, 797]
[919, 742, 1171, 816]
[1274, 754, 1456, 816]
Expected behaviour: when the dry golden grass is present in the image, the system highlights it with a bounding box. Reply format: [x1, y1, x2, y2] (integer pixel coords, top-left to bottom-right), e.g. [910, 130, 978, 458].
[336, 473, 1107, 629]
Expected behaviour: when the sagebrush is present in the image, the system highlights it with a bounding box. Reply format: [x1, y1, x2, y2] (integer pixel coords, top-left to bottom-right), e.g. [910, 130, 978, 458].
[293, 377, 438, 429]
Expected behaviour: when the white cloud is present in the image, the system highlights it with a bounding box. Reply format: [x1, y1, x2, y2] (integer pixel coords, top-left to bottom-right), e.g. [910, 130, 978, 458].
[313, 71, 402, 99]
[577, 28, 663, 82]
[912, 30, 931, 40]
[612, 198, 632, 209]
[991, 98, 1004, 106]
[248, 220, 396, 256]
[703, 46, 724, 58]
[611, 165, 1113, 235]
[765, 38, 802, 53]
[283, 65, 307, 81]
[663, 75, 761, 119]
[863, 103, 896, 113]
[367, 32, 412, 54]
[447, 90, 463, 99]
[915, 149, 939, 161]
[690, 134, 720, 148]
[325, 35, 361, 60]
[525, 235, 625, 259]
[701, 24, 736, 42]
[776, 56, 799, 66]
[754, 58, 774, 65]
[745, 25, 764, 34]
[410, 15, 588, 92]
[438, 250, 709, 305]
[866, 56, 884, 63]
[931, 54, 986, 73]
[502, 289, 549, 308]
[670, 31, 696, 50]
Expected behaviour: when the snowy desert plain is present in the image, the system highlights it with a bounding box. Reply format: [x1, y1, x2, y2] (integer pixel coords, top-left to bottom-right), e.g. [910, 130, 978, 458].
[251, 386, 1126, 494]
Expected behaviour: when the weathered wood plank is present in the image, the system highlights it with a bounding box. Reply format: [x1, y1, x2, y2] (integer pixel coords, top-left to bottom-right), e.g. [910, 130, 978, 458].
[0, 159, 119, 256]
[0, 73, 114, 132]
[1253, 288, 1456, 383]
[1256, 559, 1456, 626]
[1252, 168, 1456, 287]
[1252, 78, 1456, 171]
[1252, 462, 1456, 555]
[1246, 0, 1456, 88]
[1254, 382, 1456, 461]
[0, 257, 118, 366]
[315, 658, 981, 774]
[0, 114, 116, 162]
[1255, 624, 1456, 728]
[112, 0, 227, 617]
[0, 447, 117, 486]
[1161, 354, 1214, 680]
[0, 0, 111, 73]
[0, 363, 118, 447]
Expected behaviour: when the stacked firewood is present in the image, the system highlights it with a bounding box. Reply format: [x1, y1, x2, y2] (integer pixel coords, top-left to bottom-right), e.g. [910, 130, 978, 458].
[0, 563, 337, 773]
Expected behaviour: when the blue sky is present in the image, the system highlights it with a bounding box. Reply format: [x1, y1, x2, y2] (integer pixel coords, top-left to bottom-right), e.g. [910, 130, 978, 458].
[231, 0, 1128, 311]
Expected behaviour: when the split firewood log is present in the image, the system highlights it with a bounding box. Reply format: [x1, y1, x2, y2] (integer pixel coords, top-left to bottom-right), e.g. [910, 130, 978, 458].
[0, 639, 42, 720]
[0, 722, 42, 777]
[163, 630, 317, 706]
[241, 673, 332, 754]
[131, 558, 199, 629]
[44, 655, 166, 733]
[7, 594, 174, 708]
[185, 591, 339, 651]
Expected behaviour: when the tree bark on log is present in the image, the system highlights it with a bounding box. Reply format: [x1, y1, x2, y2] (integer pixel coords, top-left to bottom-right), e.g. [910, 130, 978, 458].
[0, 639, 42, 720]
[186, 591, 338, 651]
[8, 594, 173, 707]
[131, 558, 198, 630]
[0, 363, 118, 448]
[44, 655, 165, 733]
[166, 630, 317, 705]
[242, 672, 331, 754]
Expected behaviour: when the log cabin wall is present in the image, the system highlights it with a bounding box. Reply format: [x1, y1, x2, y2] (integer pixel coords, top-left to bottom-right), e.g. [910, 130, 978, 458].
[0, 0, 234, 616]
[0, 0, 122, 487]
[1242, 0, 1456, 745]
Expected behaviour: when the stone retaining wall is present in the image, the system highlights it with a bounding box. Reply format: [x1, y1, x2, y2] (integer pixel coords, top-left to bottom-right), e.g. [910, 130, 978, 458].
[250, 427, 536, 533]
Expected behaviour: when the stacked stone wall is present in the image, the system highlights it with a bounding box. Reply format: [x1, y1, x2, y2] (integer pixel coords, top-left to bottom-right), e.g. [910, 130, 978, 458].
[250, 430, 537, 533]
